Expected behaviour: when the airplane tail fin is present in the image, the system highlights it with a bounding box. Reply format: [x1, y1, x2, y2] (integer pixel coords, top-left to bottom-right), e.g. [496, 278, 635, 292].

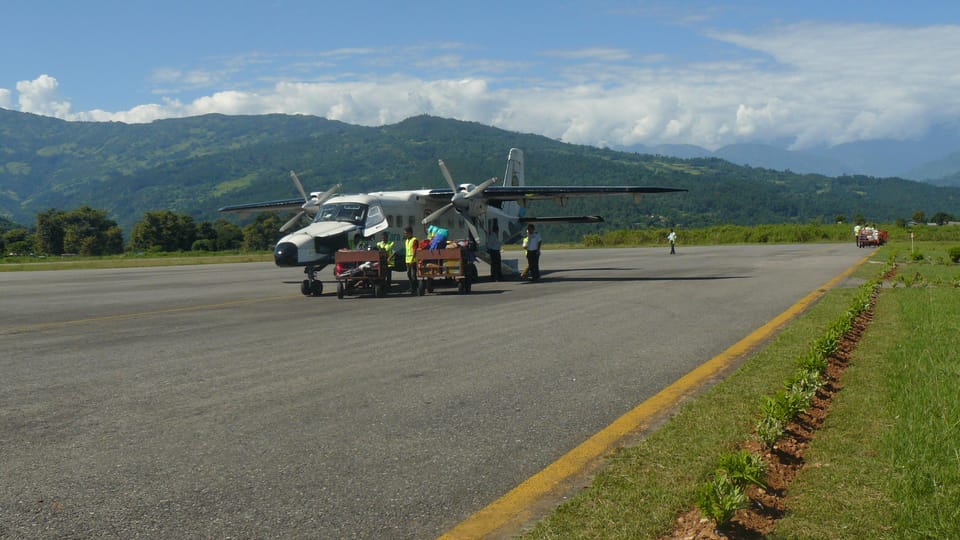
[500, 148, 525, 243]
[503, 148, 525, 188]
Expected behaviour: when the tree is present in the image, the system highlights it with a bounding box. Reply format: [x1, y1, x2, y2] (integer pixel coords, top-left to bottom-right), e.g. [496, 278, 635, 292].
[35, 208, 66, 255]
[913, 211, 927, 224]
[834, 214, 846, 224]
[32, 206, 124, 256]
[853, 213, 866, 225]
[130, 210, 197, 252]
[196, 221, 217, 243]
[3, 228, 33, 255]
[62, 206, 124, 256]
[930, 212, 954, 225]
[242, 212, 286, 251]
[213, 219, 243, 251]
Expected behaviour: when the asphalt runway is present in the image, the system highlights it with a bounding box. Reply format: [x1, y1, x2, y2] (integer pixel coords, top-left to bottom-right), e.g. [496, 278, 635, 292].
[0, 244, 867, 538]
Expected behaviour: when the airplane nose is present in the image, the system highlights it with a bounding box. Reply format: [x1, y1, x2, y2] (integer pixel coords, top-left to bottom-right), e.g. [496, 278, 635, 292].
[274, 242, 298, 266]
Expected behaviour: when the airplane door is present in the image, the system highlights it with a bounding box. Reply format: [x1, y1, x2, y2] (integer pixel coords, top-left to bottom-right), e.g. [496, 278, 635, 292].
[362, 203, 388, 237]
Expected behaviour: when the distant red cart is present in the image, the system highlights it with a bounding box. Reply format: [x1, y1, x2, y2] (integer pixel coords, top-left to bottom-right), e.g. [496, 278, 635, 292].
[856, 227, 888, 247]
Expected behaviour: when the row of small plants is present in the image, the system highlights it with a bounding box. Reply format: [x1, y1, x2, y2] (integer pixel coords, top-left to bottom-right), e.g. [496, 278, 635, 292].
[695, 271, 886, 527]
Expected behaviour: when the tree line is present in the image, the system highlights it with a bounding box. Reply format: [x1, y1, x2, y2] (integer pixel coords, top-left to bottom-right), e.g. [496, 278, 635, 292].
[2, 205, 955, 258]
[1, 206, 291, 257]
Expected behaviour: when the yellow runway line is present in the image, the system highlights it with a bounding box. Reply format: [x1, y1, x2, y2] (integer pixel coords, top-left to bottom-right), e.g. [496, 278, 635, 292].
[439, 253, 872, 539]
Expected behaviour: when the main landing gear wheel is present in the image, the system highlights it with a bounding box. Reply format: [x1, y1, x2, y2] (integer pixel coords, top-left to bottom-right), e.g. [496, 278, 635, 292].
[375, 283, 385, 298]
[302, 279, 323, 296]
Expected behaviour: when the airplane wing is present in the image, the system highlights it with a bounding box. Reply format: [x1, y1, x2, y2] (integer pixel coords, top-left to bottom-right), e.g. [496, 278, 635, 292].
[426, 186, 686, 202]
[218, 198, 305, 213]
[482, 186, 687, 201]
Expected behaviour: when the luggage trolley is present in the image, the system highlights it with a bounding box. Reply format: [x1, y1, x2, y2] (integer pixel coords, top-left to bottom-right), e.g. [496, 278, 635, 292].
[416, 245, 477, 295]
[334, 249, 391, 299]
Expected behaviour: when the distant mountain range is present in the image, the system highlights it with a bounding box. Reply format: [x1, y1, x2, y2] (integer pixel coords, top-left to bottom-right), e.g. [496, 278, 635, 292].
[618, 123, 960, 186]
[2, 108, 959, 241]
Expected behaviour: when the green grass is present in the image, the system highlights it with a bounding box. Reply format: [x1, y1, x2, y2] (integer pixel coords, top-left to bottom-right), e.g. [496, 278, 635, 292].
[523, 239, 960, 538]
[776, 261, 960, 538]
[0, 251, 272, 271]
[581, 222, 960, 248]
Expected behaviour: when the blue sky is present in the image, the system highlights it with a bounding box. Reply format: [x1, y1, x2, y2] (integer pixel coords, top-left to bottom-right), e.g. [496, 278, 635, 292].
[3, 1, 960, 150]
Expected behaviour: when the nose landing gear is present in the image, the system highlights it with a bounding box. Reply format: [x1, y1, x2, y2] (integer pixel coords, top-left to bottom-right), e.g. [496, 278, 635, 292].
[300, 265, 324, 296]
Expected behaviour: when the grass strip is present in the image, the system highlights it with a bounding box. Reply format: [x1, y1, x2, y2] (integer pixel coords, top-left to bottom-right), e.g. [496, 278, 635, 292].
[775, 285, 960, 539]
[0, 252, 272, 271]
[521, 287, 860, 538]
[523, 241, 960, 538]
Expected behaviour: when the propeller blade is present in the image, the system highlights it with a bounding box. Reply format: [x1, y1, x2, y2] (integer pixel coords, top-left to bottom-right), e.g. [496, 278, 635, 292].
[457, 210, 481, 240]
[304, 183, 341, 212]
[422, 203, 454, 225]
[280, 210, 306, 232]
[290, 171, 308, 201]
[437, 160, 458, 191]
[464, 177, 498, 199]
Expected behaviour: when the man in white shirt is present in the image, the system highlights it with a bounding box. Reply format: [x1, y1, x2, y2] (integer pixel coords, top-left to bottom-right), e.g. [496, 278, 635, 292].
[523, 224, 542, 281]
[668, 229, 677, 254]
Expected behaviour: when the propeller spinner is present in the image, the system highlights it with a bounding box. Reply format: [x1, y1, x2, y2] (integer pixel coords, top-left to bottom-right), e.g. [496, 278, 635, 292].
[280, 171, 340, 232]
[422, 159, 498, 240]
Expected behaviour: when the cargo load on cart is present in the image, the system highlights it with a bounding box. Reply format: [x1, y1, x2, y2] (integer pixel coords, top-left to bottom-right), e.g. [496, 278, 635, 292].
[334, 248, 391, 298]
[856, 226, 888, 247]
[415, 241, 478, 295]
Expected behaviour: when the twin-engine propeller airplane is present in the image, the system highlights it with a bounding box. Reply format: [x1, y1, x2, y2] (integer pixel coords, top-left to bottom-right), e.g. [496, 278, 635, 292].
[219, 148, 686, 295]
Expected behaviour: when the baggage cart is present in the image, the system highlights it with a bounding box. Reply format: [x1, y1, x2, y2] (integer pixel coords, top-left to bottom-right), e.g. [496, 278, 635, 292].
[416, 246, 477, 295]
[334, 249, 391, 298]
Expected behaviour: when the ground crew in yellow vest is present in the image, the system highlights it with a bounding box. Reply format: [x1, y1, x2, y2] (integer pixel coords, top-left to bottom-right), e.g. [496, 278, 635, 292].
[377, 232, 395, 267]
[403, 227, 418, 294]
[377, 231, 396, 285]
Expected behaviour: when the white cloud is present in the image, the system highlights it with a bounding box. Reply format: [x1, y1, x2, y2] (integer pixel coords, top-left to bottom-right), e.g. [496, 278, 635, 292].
[9, 22, 960, 152]
[0, 88, 11, 109]
[711, 23, 960, 148]
[16, 74, 73, 118]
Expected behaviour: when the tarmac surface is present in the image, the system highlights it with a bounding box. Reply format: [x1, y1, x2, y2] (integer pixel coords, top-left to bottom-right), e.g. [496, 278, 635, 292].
[0, 244, 867, 539]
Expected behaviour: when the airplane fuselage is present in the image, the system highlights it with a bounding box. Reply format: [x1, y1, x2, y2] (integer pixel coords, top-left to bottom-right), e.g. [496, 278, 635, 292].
[272, 190, 514, 269]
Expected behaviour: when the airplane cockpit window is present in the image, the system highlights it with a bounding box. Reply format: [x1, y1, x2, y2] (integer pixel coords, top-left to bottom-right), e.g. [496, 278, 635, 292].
[314, 203, 368, 225]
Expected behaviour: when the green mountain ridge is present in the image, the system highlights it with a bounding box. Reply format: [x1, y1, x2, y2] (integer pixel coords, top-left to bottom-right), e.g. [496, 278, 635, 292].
[2, 108, 959, 240]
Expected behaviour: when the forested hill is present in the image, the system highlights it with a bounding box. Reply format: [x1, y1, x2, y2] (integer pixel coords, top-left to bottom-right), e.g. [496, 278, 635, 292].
[2, 108, 959, 238]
